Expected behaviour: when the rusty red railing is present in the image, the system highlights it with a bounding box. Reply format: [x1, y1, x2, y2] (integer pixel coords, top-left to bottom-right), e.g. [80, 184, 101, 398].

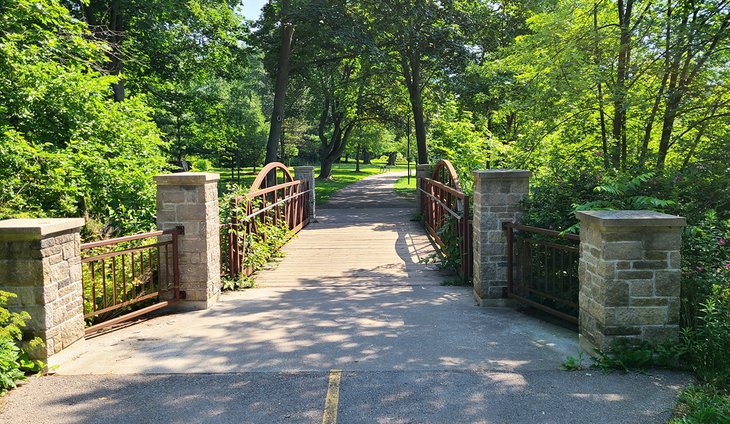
[503, 222, 580, 324]
[80, 226, 182, 334]
[221, 162, 311, 278]
[419, 160, 473, 281]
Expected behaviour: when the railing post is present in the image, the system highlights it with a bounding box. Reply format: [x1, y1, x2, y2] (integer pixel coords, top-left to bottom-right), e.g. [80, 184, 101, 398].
[505, 223, 514, 294]
[471, 170, 531, 306]
[416, 164, 433, 212]
[154, 172, 221, 310]
[294, 166, 315, 221]
[576, 211, 685, 353]
[0, 218, 86, 362]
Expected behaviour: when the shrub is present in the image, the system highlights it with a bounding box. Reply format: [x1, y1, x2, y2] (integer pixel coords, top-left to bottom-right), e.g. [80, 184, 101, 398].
[219, 184, 294, 289]
[0, 291, 44, 394]
[671, 384, 730, 423]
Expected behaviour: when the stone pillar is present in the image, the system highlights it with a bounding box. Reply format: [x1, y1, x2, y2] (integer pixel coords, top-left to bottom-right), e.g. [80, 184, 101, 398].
[415, 164, 433, 212]
[576, 210, 685, 353]
[294, 166, 315, 221]
[154, 172, 221, 310]
[472, 170, 531, 306]
[0, 218, 86, 361]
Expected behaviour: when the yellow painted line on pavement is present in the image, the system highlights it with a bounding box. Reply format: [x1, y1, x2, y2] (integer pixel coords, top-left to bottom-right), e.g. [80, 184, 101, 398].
[322, 369, 342, 424]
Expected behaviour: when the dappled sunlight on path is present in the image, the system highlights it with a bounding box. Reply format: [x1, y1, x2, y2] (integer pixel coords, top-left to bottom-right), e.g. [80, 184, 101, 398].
[1, 172, 692, 424]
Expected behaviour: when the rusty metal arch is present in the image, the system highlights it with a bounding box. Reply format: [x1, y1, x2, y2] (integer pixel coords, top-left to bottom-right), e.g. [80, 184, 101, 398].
[249, 162, 294, 194]
[431, 159, 462, 192]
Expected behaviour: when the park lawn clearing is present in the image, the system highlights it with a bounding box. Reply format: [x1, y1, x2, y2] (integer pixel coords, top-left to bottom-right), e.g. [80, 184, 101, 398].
[314, 163, 381, 205]
[393, 175, 416, 201]
[212, 161, 412, 206]
[314, 161, 409, 205]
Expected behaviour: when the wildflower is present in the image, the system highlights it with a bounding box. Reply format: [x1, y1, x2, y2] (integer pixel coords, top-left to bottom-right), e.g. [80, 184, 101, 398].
[725, 263, 730, 270]
[594, 151, 602, 157]
[719, 238, 727, 246]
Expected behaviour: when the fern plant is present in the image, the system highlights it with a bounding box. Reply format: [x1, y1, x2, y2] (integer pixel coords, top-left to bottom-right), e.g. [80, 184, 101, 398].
[565, 172, 675, 233]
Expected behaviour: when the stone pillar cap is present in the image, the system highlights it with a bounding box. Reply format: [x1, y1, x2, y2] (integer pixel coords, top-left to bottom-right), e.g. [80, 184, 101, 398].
[0, 218, 85, 239]
[154, 172, 220, 185]
[294, 166, 315, 171]
[472, 169, 532, 179]
[576, 210, 686, 227]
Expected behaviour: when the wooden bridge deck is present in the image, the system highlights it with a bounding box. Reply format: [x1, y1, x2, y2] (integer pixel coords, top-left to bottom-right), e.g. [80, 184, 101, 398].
[254, 172, 444, 288]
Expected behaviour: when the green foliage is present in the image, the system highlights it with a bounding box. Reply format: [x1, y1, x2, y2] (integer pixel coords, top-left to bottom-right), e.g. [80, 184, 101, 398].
[681, 212, 730, 326]
[0, 291, 44, 394]
[429, 99, 504, 192]
[561, 351, 587, 371]
[220, 183, 294, 289]
[682, 285, 730, 388]
[420, 215, 469, 284]
[677, 212, 730, 389]
[671, 384, 730, 424]
[591, 341, 656, 373]
[0, 0, 168, 237]
[523, 169, 675, 234]
[221, 275, 256, 291]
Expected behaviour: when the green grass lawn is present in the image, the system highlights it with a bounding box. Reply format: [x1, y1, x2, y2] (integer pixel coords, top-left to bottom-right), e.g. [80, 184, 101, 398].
[211, 159, 416, 205]
[393, 174, 417, 200]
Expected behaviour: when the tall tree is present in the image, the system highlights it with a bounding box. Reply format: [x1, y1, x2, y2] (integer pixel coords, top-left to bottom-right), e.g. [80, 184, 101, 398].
[264, 0, 294, 165]
[359, 0, 466, 164]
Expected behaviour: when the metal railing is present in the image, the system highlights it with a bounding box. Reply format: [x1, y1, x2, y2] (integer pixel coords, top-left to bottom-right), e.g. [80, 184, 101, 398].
[80, 227, 182, 334]
[419, 160, 473, 281]
[221, 162, 311, 278]
[503, 222, 580, 324]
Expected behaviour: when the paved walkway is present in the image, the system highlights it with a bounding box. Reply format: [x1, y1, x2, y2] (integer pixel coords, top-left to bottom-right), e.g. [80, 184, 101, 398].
[1, 172, 689, 423]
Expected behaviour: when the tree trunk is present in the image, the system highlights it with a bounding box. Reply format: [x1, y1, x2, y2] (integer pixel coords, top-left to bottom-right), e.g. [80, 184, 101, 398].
[319, 122, 356, 179]
[319, 159, 335, 180]
[362, 147, 371, 164]
[110, 0, 124, 101]
[355, 144, 360, 172]
[656, 90, 681, 170]
[639, 0, 672, 168]
[388, 152, 397, 166]
[593, 2, 609, 168]
[402, 54, 428, 164]
[265, 0, 293, 165]
[612, 0, 634, 169]
[85, 0, 125, 101]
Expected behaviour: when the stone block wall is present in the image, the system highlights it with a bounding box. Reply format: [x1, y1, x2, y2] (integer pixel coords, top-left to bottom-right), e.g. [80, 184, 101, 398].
[577, 210, 686, 352]
[416, 164, 433, 212]
[294, 166, 316, 220]
[472, 170, 531, 305]
[155, 173, 221, 310]
[0, 219, 86, 360]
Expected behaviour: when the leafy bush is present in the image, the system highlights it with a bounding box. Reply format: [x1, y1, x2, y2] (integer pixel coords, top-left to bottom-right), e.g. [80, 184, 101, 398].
[682, 285, 730, 388]
[677, 212, 730, 389]
[191, 157, 212, 172]
[524, 169, 730, 394]
[219, 184, 294, 289]
[0, 0, 168, 238]
[671, 384, 730, 424]
[0, 291, 44, 394]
